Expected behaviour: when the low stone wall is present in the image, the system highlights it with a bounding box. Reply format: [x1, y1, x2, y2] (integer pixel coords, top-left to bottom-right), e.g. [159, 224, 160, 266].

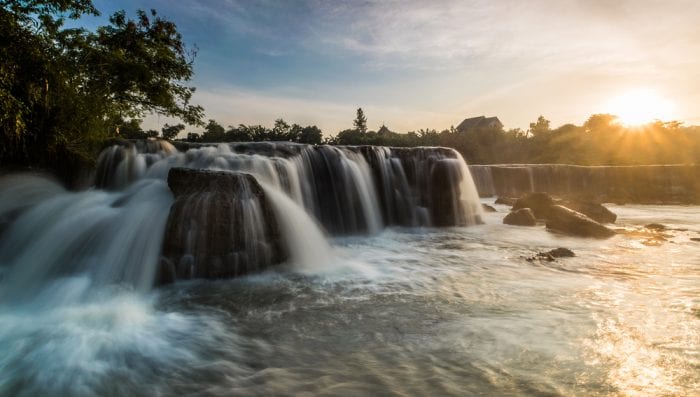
[469, 164, 700, 204]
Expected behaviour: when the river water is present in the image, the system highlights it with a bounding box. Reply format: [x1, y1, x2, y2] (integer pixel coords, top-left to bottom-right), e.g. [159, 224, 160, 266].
[1, 195, 698, 396]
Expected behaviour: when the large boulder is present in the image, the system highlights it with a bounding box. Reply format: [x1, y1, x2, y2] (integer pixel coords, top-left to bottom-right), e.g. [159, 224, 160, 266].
[159, 167, 286, 283]
[546, 205, 616, 239]
[563, 200, 617, 223]
[503, 208, 537, 226]
[512, 192, 556, 219]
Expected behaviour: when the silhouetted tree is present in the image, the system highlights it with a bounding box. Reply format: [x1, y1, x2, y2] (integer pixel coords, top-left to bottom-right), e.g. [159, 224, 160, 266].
[528, 116, 551, 137]
[298, 125, 322, 144]
[200, 119, 225, 142]
[161, 123, 185, 140]
[353, 108, 367, 133]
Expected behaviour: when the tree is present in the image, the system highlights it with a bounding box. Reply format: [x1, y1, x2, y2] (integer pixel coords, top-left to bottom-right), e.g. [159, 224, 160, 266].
[528, 115, 551, 137]
[353, 108, 367, 133]
[0, 1, 203, 184]
[200, 119, 225, 142]
[298, 125, 322, 144]
[161, 123, 185, 140]
[270, 118, 290, 140]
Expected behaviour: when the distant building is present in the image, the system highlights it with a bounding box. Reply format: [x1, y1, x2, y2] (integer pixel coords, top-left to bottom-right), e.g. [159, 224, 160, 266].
[456, 116, 503, 132]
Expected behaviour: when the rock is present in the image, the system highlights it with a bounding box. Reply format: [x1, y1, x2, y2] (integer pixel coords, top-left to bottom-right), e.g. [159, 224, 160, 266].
[546, 247, 575, 258]
[512, 192, 556, 219]
[528, 247, 575, 261]
[160, 167, 287, 282]
[563, 200, 617, 223]
[482, 203, 497, 212]
[546, 205, 616, 239]
[691, 238, 700, 242]
[495, 197, 517, 206]
[644, 223, 667, 231]
[503, 208, 537, 226]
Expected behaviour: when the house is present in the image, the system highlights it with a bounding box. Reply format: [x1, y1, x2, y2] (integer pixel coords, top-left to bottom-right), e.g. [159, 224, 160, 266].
[456, 116, 503, 132]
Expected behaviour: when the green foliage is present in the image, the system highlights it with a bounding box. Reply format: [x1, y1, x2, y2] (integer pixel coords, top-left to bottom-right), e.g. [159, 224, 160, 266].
[0, 0, 203, 184]
[186, 118, 324, 145]
[161, 123, 185, 140]
[528, 115, 551, 137]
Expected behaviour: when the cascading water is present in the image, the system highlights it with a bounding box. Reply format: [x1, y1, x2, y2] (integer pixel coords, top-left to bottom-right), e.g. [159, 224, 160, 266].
[0, 176, 173, 302]
[95, 140, 483, 234]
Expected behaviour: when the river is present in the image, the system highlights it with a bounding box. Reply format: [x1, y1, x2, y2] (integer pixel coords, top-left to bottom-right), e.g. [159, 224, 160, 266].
[1, 193, 697, 396]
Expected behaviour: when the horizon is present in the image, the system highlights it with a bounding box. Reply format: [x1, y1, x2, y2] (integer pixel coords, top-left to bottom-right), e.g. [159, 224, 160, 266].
[73, 0, 700, 134]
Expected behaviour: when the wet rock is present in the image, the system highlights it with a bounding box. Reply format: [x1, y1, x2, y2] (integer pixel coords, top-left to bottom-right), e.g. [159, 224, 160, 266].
[512, 192, 556, 219]
[644, 223, 667, 231]
[482, 203, 497, 212]
[495, 197, 517, 206]
[528, 247, 575, 261]
[503, 208, 537, 226]
[563, 200, 617, 224]
[546, 205, 616, 239]
[546, 247, 575, 258]
[160, 168, 286, 282]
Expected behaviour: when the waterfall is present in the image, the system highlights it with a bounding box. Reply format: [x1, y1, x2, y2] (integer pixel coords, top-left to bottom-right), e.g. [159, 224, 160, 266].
[0, 139, 485, 291]
[0, 176, 173, 302]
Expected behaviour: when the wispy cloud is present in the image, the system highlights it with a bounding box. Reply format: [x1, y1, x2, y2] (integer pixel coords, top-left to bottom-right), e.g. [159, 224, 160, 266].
[129, 0, 700, 130]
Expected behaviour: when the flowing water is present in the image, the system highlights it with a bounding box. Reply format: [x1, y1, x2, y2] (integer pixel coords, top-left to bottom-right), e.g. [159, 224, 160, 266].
[0, 142, 698, 396]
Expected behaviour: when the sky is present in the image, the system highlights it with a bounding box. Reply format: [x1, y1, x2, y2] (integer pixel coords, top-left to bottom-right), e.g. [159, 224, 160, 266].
[82, 0, 700, 134]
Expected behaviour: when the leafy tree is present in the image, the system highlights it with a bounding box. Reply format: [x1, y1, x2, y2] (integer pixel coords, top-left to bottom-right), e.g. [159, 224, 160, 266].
[200, 119, 225, 142]
[161, 123, 185, 140]
[0, 0, 203, 184]
[353, 108, 367, 133]
[528, 115, 551, 137]
[186, 132, 200, 142]
[270, 118, 290, 140]
[119, 119, 146, 139]
[298, 125, 322, 144]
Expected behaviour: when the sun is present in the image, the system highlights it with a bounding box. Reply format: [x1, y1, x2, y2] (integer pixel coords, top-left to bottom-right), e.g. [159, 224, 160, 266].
[605, 90, 675, 126]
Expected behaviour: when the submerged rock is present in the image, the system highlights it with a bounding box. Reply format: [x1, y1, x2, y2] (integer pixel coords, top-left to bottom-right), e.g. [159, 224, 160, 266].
[160, 168, 286, 282]
[482, 203, 497, 212]
[503, 208, 537, 226]
[527, 247, 575, 261]
[546, 247, 575, 258]
[546, 205, 616, 239]
[644, 223, 667, 231]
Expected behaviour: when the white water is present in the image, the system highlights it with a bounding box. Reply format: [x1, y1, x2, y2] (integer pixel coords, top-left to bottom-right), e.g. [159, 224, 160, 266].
[259, 182, 332, 273]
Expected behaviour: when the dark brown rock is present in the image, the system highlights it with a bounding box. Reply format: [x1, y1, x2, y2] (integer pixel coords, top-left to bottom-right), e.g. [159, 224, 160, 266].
[160, 168, 286, 282]
[644, 223, 667, 231]
[482, 203, 497, 212]
[528, 247, 575, 261]
[512, 193, 556, 219]
[546, 205, 616, 239]
[503, 208, 537, 226]
[563, 200, 617, 223]
[495, 197, 517, 206]
[546, 247, 575, 258]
